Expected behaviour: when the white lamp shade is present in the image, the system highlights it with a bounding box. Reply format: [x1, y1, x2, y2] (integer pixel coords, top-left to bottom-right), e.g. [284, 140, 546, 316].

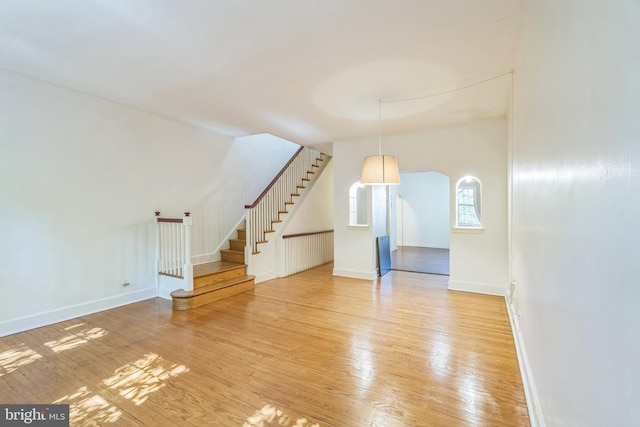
[360, 155, 401, 185]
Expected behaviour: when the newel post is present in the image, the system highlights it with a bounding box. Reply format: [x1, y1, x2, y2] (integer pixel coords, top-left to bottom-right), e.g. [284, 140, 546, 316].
[244, 208, 252, 265]
[154, 212, 161, 274]
[183, 212, 194, 291]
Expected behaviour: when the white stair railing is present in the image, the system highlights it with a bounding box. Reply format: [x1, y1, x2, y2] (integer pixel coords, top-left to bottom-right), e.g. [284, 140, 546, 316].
[282, 230, 334, 276]
[155, 211, 193, 291]
[244, 147, 326, 255]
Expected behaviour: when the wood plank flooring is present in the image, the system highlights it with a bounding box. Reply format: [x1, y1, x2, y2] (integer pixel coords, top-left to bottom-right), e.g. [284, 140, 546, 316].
[0, 264, 529, 426]
[391, 246, 450, 276]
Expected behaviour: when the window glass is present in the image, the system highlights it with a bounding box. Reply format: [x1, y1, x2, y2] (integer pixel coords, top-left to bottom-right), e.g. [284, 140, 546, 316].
[349, 182, 367, 226]
[456, 176, 481, 227]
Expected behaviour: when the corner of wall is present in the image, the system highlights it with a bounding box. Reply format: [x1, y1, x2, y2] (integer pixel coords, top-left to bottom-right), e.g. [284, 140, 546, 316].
[447, 280, 506, 296]
[505, 299, 546, 427]
[332, 268, 377, 281]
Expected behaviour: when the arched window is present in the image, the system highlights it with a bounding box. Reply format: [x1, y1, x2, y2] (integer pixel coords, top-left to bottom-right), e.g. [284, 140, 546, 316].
[456, 176, 482, 227]
[349, 182, 368, 226]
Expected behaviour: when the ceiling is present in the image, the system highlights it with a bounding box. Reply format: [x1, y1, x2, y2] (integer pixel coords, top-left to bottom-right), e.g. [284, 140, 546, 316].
[0, 0, 523, 147]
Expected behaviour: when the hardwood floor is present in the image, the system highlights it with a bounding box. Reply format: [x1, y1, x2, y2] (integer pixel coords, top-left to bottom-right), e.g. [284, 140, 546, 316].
[391, 246, 450, 276]
[0, 264, 529, 426]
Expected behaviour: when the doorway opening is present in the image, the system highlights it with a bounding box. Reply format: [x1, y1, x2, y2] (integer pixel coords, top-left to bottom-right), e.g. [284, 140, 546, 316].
[390, 171, 450, 275]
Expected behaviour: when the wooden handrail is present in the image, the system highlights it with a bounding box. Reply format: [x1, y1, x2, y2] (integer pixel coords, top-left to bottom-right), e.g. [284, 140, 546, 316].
[157, 218, 183, 223]
[155, 212, 190, 223]
[244, 146, 304, 209]
[282, 230, 333, 239]
[155, 211, 191, 222]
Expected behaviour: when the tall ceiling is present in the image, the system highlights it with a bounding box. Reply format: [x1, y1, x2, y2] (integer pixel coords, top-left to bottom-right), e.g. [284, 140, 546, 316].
[0, 0, 523, 146]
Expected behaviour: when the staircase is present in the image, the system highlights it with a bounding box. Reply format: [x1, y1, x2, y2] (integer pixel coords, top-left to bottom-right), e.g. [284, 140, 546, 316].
[170, 229, 254, 311]
[245, 148, 327, 255]
[220, 228, 246, 263]
[161, 146, 329, 310]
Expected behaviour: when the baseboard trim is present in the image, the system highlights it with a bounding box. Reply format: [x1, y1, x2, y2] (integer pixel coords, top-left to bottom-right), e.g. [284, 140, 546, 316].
[506, 300, 546, 427]
[254, 271, 277, 284]
[332, 268, 377, 281]
[158, 274, 184, 301]
[157, 289, 173, 301]
[191, 252, 221, 265]
[0, 287, 157, 337]
[447, 279, 505, 296]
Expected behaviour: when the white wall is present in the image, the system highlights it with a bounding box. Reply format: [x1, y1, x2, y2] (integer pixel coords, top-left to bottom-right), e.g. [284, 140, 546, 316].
[333, 118, 508, 293]
[189, 133, 300, 263]
[0, 71, 296, 335]
[333, 140, 378, 280]
[510, 1, 640, 425]
[282, 159, 334, 235]
[250, 157, 334, 282]
[395, 171, 450, 249]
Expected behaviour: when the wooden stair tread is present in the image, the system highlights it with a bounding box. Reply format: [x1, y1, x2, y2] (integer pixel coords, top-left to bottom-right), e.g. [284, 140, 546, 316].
[171, 275, 255, 298]
[193, 260, 245, 278]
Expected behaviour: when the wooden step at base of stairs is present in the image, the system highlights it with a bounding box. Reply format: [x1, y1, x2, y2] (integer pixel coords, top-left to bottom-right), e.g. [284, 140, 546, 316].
[193, 261, 247, 289]
[171, 275, 255, 311]
[221, 249, 244, 263]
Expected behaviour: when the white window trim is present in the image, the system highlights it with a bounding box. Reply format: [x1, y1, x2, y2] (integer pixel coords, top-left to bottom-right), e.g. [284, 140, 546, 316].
[348, 181, 368, 227]
[452, 226, 485, 234]
[455, 176, 482, 228]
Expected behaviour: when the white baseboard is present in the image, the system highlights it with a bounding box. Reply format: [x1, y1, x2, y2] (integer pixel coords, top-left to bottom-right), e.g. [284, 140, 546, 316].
[191, 252, 221, 265]
[158, 274, 185, 301]
[447, 279, 505, 296]
[254, 271, 277, 284]
[157, 288, 173, 301]
[332, 268, 377, 281]
[0, 287, 157, 337]
[506, 300, 546, 427]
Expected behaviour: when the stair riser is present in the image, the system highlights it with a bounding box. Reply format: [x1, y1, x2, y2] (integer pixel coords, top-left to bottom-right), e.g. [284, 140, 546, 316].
[222, 251, 244, 263]
[229, 239, 245, 251]
[194, 266, 247, 289]
[173, 279, 255, 311]
[237, 229, 246, 240]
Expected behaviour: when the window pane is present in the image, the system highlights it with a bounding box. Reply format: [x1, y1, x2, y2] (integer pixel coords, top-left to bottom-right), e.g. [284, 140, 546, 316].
[349, 182, 368, 226]
[456, 177, 481, 227]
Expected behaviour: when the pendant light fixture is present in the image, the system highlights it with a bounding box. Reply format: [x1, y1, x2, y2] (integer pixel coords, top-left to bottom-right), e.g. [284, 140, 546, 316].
[360, 100, 400, 185]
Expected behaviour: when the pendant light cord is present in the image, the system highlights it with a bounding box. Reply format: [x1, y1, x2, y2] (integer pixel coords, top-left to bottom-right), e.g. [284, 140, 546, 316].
[378, 99, 382, 155]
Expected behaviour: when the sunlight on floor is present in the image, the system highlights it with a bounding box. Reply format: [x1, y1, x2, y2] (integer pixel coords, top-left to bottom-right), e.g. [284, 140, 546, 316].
[44, 324, 108, 353]
[349, 336, 376, 395]
[428, 332, 452, 378]
[54, 386, 121, 425]
[244, 404, 320, 427]
[0, 344, 43, 377]
[102, 352, 189, 405]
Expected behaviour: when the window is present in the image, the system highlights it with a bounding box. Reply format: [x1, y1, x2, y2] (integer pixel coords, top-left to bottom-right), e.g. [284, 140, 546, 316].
[349, 182, 368, 226]
[456, 176, 481, 227]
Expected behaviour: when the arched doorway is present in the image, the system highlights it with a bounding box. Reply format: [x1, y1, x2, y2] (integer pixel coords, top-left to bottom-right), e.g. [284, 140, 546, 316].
[389, 171, 450, 275]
